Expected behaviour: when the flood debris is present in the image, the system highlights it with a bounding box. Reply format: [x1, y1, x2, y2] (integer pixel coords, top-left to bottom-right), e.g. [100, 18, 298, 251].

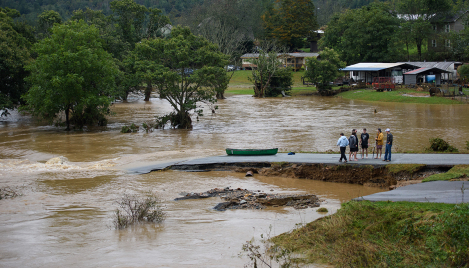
[0, 187, 20, 200]
[175, 187, 320, 211]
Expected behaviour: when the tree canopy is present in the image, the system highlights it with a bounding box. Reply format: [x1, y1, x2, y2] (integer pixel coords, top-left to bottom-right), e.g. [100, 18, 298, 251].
[0, 7, 32, 115]
[23, 20, 120, 130]
[304, 47, 345, 95]
[320, 2, 401, 64]
[262, 0, 318, 50]
[132, 26, 228, 129]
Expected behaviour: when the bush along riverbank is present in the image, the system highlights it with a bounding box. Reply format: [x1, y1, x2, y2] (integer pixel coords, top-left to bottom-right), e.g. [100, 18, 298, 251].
[271, 201, 469, 267]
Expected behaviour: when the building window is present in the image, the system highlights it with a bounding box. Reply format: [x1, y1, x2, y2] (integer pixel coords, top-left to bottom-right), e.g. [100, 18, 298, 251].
[352, 71, 359, 77]
[445, 24, 450, 32]
[432, 40, 437, 47]
[445, 39, 451, 47]
[433, 25, 437, 31]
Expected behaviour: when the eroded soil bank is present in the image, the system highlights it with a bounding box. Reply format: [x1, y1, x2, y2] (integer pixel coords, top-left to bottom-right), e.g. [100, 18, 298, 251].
[172, 162, 451, 189]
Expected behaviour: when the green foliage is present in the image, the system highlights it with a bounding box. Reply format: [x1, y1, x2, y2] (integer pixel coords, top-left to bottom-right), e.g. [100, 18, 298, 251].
[110, 0, 148, 47]
[132, 26, 228, 129]
[304, 48, 345, 95]
[120, 123, 139, 133]
[458, 64, 469, 82]
[0, 8, 32, 115]
[316, 207, 328, 213]
[262, 0, 318, 50]
[265, 67, 293, 97]
[320, 2, 401, 65]
[466, 141, 469, 151]
[113, 192, 166, 229]
[426, 137, 459, 152]
[423, 165, 469, 182]
[37, 10, 62, 38]
[272, 201, 469, 267]
[248, 49, 287, 98]
[23, 20, 120, 130]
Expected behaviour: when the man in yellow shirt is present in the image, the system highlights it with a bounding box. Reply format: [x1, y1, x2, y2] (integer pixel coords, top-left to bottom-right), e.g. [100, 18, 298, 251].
[375, 128, 384, 159]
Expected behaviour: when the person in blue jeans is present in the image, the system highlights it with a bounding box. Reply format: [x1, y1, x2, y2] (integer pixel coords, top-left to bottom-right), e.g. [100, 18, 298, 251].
[383, 128, 393, 162]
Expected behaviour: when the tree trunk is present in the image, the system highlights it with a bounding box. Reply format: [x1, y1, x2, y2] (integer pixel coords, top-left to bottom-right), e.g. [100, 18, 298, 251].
[416, 40, 422, 61]
[216, 91, 225, 99]
[65, 106, 70, 131]
[173, 110, 193, 129]
[144, 82, 152, 101]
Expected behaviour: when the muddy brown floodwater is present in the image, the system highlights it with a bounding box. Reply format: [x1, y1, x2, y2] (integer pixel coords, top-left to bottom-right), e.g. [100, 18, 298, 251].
[1, 94, 468, 267]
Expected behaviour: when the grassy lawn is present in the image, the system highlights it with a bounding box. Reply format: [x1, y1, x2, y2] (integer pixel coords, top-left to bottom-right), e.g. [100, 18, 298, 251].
[272, 201, 469, 267]
[226, 69, 315, 96]
[226, 70, 468, 105]
[423, 165, 469, 182]
[338, 88, 465, 104]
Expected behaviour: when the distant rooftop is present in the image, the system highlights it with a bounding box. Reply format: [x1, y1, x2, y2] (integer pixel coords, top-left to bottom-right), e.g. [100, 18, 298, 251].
[241, 52, 319, 58]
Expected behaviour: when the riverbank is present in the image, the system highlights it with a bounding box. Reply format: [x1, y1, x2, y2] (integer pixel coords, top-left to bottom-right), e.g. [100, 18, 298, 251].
[271, 201, 469, 267]
[338, 88, 468, 104]
[226, 70, 469, 104]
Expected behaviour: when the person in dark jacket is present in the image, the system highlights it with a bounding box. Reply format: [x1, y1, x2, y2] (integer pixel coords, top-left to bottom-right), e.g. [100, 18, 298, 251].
[348, 129, 359, 161]
[384, 128, 393, 162]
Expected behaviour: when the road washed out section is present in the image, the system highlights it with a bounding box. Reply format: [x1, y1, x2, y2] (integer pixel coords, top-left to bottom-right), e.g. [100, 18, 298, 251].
[122, 153, 469, 204]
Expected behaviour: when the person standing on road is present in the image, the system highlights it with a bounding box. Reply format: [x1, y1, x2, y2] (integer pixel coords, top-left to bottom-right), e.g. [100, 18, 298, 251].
[375, 128, 384, 159]
[360, 128, 369, 159]
[383, 128, 393, 162]
[337, 133, 349, 163]
[349, 129, 359, 161]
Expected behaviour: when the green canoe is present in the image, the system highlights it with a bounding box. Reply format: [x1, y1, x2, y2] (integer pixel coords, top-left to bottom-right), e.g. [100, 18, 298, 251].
[225, 148, 278, 156]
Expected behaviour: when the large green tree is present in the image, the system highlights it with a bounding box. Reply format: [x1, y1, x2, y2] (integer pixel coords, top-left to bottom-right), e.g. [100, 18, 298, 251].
[262, 0, 318, 50]
[320, 2, 401, 64]
[23, 20, 120, 130]
[0, 8, 32, 116]
[304, 47, 345, 95]
[110, 0, 148, 48]
[132, 26, 228, 129]
[37, 10, 62, 38]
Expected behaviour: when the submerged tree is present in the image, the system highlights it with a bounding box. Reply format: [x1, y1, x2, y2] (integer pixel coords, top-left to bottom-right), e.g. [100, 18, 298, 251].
[23, 20, 120, 130]
[133, 26, 228, 129]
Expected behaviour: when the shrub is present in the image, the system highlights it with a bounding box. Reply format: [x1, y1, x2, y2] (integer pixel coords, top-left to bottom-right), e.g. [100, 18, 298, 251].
[265, 67, 293, 97]
[120, 123, 139, 133]
[113, 192, 165, 229]
[317, 207, 328, 213]
[466, 141, 469, 151]
[427, 137, 458, 152]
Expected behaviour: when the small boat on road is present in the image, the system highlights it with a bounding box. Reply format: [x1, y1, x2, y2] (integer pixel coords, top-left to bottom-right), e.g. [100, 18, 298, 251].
[225, 148, 278, 156]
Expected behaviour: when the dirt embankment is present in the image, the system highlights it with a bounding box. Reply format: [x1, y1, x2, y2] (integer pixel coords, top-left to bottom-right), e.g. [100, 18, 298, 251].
[233, 163, 447, 189]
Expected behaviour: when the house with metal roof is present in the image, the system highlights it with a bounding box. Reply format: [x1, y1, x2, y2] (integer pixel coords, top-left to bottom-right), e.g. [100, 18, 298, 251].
[342, 62, 420, 84]
[403, 67, 451, 85]
[399, 61, 461, 81]
[240, 52, 319, 71]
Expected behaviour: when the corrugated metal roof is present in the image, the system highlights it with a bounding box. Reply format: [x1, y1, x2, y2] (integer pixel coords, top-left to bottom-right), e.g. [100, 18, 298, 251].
[341, 62, 418, 71]
[398, 62, 460, 71]
[404, 67, 428, 74]
[404, 67, 450, 75]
